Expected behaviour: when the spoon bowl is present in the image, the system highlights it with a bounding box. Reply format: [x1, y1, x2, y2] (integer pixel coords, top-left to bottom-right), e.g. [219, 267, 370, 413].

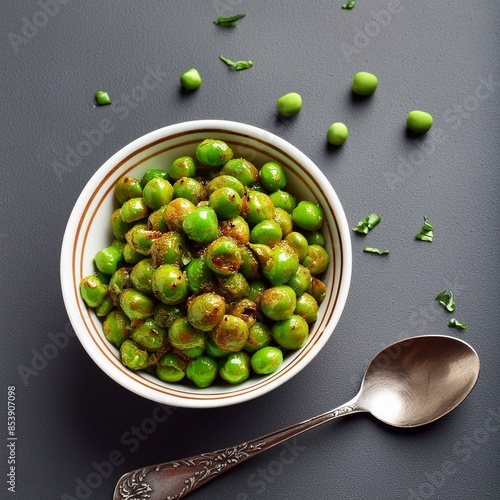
[113, 335, 480, 499]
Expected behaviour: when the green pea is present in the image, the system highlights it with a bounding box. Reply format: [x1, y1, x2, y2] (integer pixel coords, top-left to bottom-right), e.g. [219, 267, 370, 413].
[209, 187, 242, 219]
[247, 279, 267, 304]
[292, 200, 324, 231]
[140, 168, 171, 188]
[284, 231, 309, 261]
[216, 272, 249, 302]
[301, 244, 330, 275]
[173, 177, 206, 205]
[168, 317, 206, 350]
[163, 198, 196, 231]
[103, 309, 131, 348]
[205, 336, 231, 359]
[260, 285, 297, 321]
[131, 318, 167, 351]
[186, 356, 218, 388]
[305, 231, 326, 246]
[143, 177, 174, 211]
[185, 257, 216, 294]
[239, 245, 261, 280]
[269, 190, 296, 214]
[406, 110, 433, 134]
[250, 346, 283, 375]
[180, 68, 202, 91]
[121, 197, 150, 223]
[219, 352, 251, 384]
[169, 156, 197, 180]
[125, 224, 162, 255]
[294, 293, 319, 324]
[154, 303, 184, 328]
[352, 71, 378, 96]
[147, 208, 169, 232]
[123, 243, 143, 264]
[286, 264, 312, 296]
[177, 345, 205, 359]
[156, 353, 187, 382]
[259, 161, 287, 192]
[95, 295, 114, 317]
[221, 158, 259, 186]
[152, 264, 188, 305]
[182, 206, 219, 243]
[241, 190, 275, 225]
[114, 176, 142, 205]
[207, 175, 245, 197]
[244, 322, 272, 353]
[310, 276, 327, 303]
[196, 139, 234, 166]
[327, 122, 349, 146]
[109, 267, 132, 307]
[277, 92, 302, 116]
[205, 237, 243, 275]
[226, 298, 258, 327]
[120, 339, 150, 370]
[94, 245, 123, 275]
[271, 314, 309, 350]
[250, 243, 299, 285]
[187, 292, 226, 331]
[219, 216, 250, 245]
[130, 258, 155, 294]
[80, 274, 109, 308]
[273, 208, 293, 236]
[150, 231, 190, 268]
[110, 208, 134, 241]
[120, 289, 155, 320]
[210, 315, 249, 352]
[250, 220, 282, 246]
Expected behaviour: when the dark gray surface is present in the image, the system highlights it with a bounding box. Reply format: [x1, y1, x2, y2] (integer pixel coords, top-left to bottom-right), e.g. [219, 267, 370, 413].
[2, 1, 499, 499]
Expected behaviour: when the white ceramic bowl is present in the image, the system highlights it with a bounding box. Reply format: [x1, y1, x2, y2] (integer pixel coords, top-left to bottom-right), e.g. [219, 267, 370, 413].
[60, 120, 352, 408]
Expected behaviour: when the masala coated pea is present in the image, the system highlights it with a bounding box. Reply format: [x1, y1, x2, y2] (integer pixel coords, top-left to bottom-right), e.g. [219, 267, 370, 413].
[94, 245, 123, 275]
[156, 353, 187, 382]
[259, 161, 287, 192]
[186, 356, 218, 388]
[130, 258, 155, 294]
[302, 244, 330, 275]
[250, 243, 299, 285]
[168, 317, 206, 350]
[209, 187, 242, 219]
[140, 168, 171, 188]
[271, 314, 309, 350]
[239, 245, 260, 280]
[244, 322, 272, 353]
[173, 177, 206, 205]
[205, 336, 231, 359]
[292, 201, 324, 232]
[109, 267, 132, 307]
[150, 231, 190, 268]
[219, 352, 251, 384]
[310, 276, 327, 303]
[241, 191, 275, 225]
[125, 224, 162, 256]
[196, 139, 233, 166]
[163, 198, 196, 231]
[273, 208, 293, 236]
[221, 158, 259, 186]
[250, 220, 282, 246]
[269, 190, 296, 214]
[131, 318, 167, 351]
[123, 243, 143, 264]
[80, 275, 108, 308]
[286, 265, 312, 296]
[260, 285, 296, 321]
[210, 315, 249, 352]
[114, 176, 142, 204]
[154, 303, 184, 328]
[187, 292, 226, 331]
[294, 293, 319, 324]
[216, 272, 249, 302]
[185, 258, 216, 294]
[103, 309, 131, 348]
[121, 197, 150, 223]
[284, 231, 309, 261]
[207, 175, 245, 197]
[305, 231, 326, 246]
[120, 339, 150, 370]
[205, 237, 243, 275]
[152, 264, 188, 305]
[219, 216, 250, 245]
[120, 288, 155, 320]
[143, 177, 174, 211]
[111, 208, 134, 241]
[182, 206, 219, 243]
[251, 346, 283, 375]
[226, 299, 258, 327]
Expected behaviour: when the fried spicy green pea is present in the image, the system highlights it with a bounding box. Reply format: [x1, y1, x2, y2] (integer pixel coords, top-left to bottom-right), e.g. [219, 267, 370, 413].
[120, 339, 150, 370]
[310, 276, 327, 303]
[173, 177, 206, 205]
[219, 352, 251, 384]
[260, 285, 297, 321]
[156, 353, 187, 382]
[142, 177, 174, 211]
[294, 293, 319, 324]
[80, 275, 108, 308]
[109, 267, 132, 306]
[226, 298, 258, 327]
[210, 315, 249, 352]
[241, 191, 275, 225]
[182, 206, 219, 243]
[185, 257, 216, 294]
[114, 176, 142, 205]
[269, 190, 296, 214]
[244, 322, 272, 353]
[239, 245, 260, 280]
[250, 243, 299, 285]
[284, 231, 309, 261]
[103, 309, 131, 348]
[163, 198, 196, 231]
[150, 231, 190, 268]
[169, 156, 197, 180]
[207, 175, 245, 197]
[147, 208, 169, 232]
[196, 139, 233, 166]
[186, 356, 218, 388]
[247, 279, 267, 305]
[111, 208, 134, 241]
[271, 314, 309, 350]
[216, 272, 250, 302]
[219, 216, 250, 245]
[121, 197, 151, 223]
[123, 243, 143, 264]
[209, 187, 242, 219]
[251, 346, 283, 375]
[130, 258, 155, 294]
[250, 220, 283, 247]
[273, 208, 293, 237]
[168, 317, 206, 350]
[259, 161, 287, 192]
[152, 264, 188, 305]
[205, 336, 231, 359]
[187, 292, 226, 331]
[292, 201, 324, 232]
[140, 168, 171, 188]
[305, 231, 326, 246]
[205, 237, 243, 275]
[120, 288, 155, 320]
[286, 264, 312, 296]
[94, 245, 123, 275]
[154, 303, 184, 328]
[302, 244, 330, 275]
[131, 318, 167, 351]
[221, 158, 259, 186]
[125, 224, 162, 256]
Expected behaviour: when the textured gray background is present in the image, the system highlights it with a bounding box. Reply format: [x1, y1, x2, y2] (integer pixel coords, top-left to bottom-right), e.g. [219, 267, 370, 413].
[1, 1, 500, 499]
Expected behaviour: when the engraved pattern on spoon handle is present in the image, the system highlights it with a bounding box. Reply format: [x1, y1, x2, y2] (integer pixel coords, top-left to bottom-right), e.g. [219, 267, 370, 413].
[113, 401, 359, 500]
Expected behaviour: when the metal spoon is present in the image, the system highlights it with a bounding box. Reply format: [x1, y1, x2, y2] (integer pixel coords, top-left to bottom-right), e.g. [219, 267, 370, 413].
[113, 334, 480, 500]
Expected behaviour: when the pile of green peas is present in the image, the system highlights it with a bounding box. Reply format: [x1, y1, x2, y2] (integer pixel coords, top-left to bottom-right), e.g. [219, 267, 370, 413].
[80, 138, 330, 389]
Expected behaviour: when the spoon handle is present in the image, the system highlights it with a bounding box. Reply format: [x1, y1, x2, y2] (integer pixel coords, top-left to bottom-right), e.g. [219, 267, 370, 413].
[113, 400, 360, 500]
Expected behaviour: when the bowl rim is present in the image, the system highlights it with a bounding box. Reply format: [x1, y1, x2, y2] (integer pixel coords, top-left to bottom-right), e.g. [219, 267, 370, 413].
[60, 119, 352, 408]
